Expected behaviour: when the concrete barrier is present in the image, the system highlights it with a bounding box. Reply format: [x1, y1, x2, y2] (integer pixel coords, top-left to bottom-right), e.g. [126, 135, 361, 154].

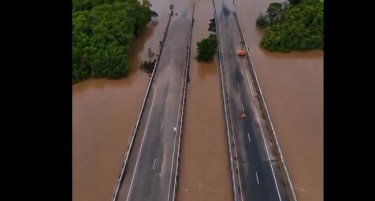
[232, 10, 298, 201]
[212, 1, 239, 201]
[111, 13, 173, 201]
[171, 4, 195, 201]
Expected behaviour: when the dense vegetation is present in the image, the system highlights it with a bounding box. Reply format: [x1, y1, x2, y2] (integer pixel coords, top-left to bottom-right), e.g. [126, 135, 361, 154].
[256, 0, 323, 52]
[73, 0, 152, 83]
[195, 34, 218, 62]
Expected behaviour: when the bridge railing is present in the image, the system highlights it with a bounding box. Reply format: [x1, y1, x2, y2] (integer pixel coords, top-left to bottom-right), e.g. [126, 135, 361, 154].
[172, 4, 195, 201]
[213, 1, 239, 201]
[111, 13, 173, 201]
[232, 10, 298, 201]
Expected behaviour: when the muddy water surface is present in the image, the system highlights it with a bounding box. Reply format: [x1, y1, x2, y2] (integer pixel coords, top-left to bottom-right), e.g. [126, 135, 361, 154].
[235, 0, 323, 201]
[176, 1, 232, 201]
[72, 4, 169, 199]
[73, 0, 323, 201]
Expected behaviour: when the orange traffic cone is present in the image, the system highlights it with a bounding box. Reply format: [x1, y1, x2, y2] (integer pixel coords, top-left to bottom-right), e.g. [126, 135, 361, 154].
[239, 50, 245, 56]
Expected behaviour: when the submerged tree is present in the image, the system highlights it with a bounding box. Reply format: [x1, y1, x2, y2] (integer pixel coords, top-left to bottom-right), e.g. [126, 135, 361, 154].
[140, 47, 156, 75]
[196, 34, 218, 62]
[256, 0, 323, 52]
[288, 0, 303, 5]
[72, 0, 152, 83]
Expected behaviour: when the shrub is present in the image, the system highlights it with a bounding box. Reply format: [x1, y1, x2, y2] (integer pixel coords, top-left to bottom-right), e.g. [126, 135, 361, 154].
[196, 34, 218, 62]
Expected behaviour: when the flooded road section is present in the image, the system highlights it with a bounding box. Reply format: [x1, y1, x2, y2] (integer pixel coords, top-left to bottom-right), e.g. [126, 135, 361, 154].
[234, 0, 323, 201]
[214, 0, 293, 200]
[176, 1, 232, 201]
[115, 8, 193, 201]
[73, 0, 322, 201]
[72, 1, 171, 200]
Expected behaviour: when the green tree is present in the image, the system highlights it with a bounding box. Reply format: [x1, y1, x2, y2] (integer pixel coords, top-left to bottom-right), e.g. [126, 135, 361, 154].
[288, 0, 303, 5]
[196, 34, 218, 62]
[256, 12, 268, 28]
[72, 0, 152, 83]
[267, 3, 283, 22]
[256, 0, 323, 52]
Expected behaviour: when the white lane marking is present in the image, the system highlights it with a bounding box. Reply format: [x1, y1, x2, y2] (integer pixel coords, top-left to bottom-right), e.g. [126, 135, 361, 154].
[254, 97, 282, 200]
[256, 171, 259, 184]
[168, 58, 186, 201]
[240, 58, 282, 200]
[227, 95, 245, 201]
[153, 158, 156, 170]
[237, 82, 240, 89]
[126, 81, 160, 201]
[247, 133, 251, 142]
[241, 103, 244, 112]
[160, 123, 164, 133]
[231, 50, 233, 55]
[173, 127, 177, 132]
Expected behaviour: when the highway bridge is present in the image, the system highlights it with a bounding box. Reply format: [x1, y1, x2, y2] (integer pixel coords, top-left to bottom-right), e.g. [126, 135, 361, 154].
[111, 1, 296, 201]
[112, 4, 195, 201]
[214, 0, 297, 201]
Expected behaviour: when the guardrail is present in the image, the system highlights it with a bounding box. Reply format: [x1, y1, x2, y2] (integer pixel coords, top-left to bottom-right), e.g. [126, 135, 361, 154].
[171, 4, 195, 201]
[232, 9, 298, 201]
[212, 1, 239, 201]
[111, 13, 173, 201]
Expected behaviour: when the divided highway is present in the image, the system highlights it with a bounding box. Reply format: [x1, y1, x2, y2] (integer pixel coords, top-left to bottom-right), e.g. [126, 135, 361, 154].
[114, 7, 194, 201]
[112, 1, 294, 200]
[215, 0, 292, 201]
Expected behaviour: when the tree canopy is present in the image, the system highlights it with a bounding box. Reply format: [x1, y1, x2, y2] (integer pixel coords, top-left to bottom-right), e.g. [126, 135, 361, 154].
[256, 0, 323, 52]
[195, 34, 218, 62]
[73, 0, 152, 83]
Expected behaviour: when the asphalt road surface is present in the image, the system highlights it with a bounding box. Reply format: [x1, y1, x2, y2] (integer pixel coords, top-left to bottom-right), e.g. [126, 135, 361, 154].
[215, 1, 291, 201]
[115, 11, 193, 201]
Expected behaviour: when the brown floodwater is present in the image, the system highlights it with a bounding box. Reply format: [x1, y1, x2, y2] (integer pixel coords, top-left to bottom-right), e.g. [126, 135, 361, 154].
[72, 6, 169, 199]
[176, 1, 232, 201]
[73, 0, 323, 201]
[235, 0, 323, 201]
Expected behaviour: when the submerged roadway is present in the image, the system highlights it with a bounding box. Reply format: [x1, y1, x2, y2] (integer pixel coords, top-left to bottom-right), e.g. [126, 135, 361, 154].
[215, 0, 291, 200]
[115, 5, 194, 201]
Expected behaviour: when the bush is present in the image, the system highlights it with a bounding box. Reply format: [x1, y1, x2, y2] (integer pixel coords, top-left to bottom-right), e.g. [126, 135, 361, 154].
[288, 0, 303, 5]
[72, 0, 152, 83]
[256, 0, 323, 52]
[256, 13, 269, 29]
[196, 34, 218, 62]
[140, 59, 156, 75]
[267, 3, 283, 22]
